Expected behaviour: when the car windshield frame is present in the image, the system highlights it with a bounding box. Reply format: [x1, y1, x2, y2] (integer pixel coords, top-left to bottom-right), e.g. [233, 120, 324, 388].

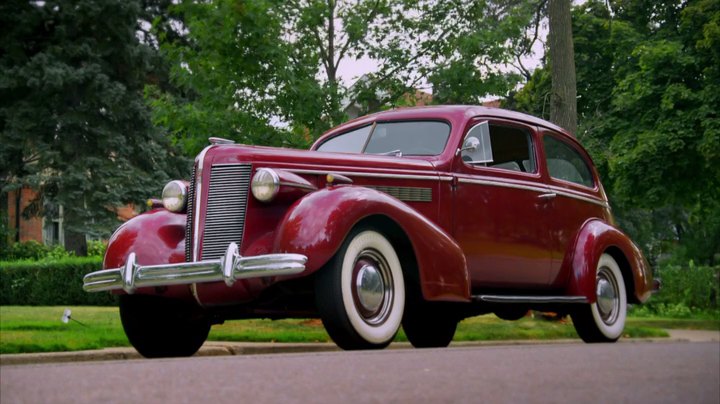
[316, 119, 452, 156]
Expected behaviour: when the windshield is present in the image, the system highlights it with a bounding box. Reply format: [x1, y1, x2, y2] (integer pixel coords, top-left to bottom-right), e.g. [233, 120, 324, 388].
[316, 121, 451, 156]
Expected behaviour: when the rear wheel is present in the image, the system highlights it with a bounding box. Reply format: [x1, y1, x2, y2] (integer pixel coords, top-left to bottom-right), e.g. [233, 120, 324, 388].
[403, 304, 457, 348]
[571, 254, 627, 343]
[119, 294, 210, 358]
[315, 228, 405, 350]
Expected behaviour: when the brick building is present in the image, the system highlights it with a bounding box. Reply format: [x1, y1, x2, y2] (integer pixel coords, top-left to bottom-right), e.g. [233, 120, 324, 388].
[5, 187, 136, 248]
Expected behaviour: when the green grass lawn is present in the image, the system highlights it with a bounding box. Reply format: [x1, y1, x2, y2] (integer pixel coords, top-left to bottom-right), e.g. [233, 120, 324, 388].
[2, 305, 713, 354]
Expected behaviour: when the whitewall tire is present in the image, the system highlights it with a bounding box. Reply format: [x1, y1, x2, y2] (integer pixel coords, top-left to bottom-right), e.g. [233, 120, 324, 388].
[316, 228, 405, 350]
[571, 253, 627, 342]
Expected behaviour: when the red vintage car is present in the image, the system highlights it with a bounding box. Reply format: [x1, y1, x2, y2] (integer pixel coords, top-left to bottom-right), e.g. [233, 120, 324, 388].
[84, 105, 657, 357]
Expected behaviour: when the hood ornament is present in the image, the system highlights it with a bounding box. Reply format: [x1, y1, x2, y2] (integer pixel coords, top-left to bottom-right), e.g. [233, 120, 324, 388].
[209, 137, 235, 145]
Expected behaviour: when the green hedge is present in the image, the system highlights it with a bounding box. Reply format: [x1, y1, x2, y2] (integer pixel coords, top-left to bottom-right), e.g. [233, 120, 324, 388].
[0, 257, 117, 306]
[633, 263, 720, 317]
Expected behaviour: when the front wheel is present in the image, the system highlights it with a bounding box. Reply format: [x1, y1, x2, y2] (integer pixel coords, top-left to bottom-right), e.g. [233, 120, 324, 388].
[119, 295, 210, 358]
[571, 254, 627, 343]
[315, 228, 405, 350]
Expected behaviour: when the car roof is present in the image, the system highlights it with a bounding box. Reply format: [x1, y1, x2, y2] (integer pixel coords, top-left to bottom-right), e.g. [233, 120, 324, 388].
[313, 105, 575, 148]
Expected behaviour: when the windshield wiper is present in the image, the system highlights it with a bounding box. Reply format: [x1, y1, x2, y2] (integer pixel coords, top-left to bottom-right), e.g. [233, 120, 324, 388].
[374, 150, 403, 157]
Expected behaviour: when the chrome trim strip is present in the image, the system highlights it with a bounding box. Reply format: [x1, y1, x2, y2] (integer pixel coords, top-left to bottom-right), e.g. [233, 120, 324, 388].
[287, 168, 451, 182]
[279, 181, 317, 191]
[458, 177, 548, 194]
[192, 145, 213, 262]
[458, 177, 609, 207]
[548, 186, 608, 207]
[83, 243, 307, 294]
[473, 295, 588, 304]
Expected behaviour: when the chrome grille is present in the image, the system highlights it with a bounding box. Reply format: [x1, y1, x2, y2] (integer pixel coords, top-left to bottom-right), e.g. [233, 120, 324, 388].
[367, 185, 432, 202]
[185, 165, 197, 261]
[200, 164, 252, 260]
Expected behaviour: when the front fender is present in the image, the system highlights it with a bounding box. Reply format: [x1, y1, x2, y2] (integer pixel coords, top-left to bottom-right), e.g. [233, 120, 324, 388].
[104, 209, 193, 300]
[273, 186, 470, 302]
[565, 219, 654, 304]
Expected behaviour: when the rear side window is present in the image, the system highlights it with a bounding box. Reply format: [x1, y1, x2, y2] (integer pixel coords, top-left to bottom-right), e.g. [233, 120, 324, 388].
[544, 135, 594, 188]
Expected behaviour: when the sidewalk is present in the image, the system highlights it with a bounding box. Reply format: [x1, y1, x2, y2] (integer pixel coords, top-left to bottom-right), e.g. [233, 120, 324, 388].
[1, 330, 718, 366]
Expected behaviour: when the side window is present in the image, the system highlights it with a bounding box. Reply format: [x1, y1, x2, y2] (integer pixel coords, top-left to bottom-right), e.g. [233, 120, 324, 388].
[543, 135, 594, 188]
[317, 125, 372, 153]
[461, 122, 536, 173]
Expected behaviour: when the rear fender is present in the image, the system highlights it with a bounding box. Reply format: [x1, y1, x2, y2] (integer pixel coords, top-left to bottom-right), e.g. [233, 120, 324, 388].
[273, 186, 470, 302]
[564, 219, 654, 304]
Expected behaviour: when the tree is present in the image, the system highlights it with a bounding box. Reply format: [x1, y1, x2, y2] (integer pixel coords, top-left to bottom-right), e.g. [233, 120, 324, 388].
[547, 0, 577, 135]
[0, 0, 186, 251]
[510, 0, 720, 264]
[150, 0, 542, 156]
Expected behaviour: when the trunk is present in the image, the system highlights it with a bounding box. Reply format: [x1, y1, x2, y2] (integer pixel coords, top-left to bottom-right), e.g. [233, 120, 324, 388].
[548, 0, 577, 136]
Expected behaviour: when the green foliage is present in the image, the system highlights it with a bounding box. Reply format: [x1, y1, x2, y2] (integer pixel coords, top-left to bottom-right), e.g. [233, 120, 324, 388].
[510, 0, 720, 265]
[635, 263, 720, 317]
[0, 257, 116, 306]
[86, 240, 107, 257]
[1, 240, 76, 261]
[150, 0, 540, 155]
[0, 0, 188, 238]
[5, 240, 48, 260]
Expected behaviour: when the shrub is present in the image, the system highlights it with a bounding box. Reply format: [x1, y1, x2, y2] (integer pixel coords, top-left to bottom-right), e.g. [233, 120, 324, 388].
[87, 240, 107, 257]
[0, 257, 116, 306]
[636, 263, 720, 317]
[6, 240, 48, 260]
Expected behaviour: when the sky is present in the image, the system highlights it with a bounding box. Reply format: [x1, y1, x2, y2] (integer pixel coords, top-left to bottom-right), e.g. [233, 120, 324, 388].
[335, 28, 547, 92]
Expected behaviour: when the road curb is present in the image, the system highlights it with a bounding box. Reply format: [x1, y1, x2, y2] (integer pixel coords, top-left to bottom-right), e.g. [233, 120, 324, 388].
[2, 330, 718, 366]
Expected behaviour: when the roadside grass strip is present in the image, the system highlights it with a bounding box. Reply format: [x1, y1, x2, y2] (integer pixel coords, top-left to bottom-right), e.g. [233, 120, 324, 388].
[0, 306, 695, 354]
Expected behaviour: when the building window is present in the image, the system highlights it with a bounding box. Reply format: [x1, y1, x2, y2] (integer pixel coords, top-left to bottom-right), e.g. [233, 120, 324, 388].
[43, 204, 64, 246]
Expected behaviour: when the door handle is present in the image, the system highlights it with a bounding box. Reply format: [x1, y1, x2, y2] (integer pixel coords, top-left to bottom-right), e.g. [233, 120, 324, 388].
[537, 192, 557, 200]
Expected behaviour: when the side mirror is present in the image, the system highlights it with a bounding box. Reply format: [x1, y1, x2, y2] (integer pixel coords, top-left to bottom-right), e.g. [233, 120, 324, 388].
[459, 137, 480, 154]
[458, 121, 493, 164]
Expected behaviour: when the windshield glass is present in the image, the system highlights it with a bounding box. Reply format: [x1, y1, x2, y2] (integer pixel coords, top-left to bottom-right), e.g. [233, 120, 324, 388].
[317, 121, 451, 156]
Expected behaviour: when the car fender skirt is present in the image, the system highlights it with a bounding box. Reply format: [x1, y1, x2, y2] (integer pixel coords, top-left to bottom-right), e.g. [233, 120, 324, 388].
[565, 219, 655, 304]
[273, 186, 470, 302]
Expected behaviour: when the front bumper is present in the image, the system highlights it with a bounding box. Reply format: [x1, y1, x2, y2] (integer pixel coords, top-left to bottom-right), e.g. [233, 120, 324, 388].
[83, 242, 307, 294]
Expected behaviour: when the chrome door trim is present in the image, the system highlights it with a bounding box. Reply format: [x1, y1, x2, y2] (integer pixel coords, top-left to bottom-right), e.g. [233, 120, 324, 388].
[287, 168, 453, 182]
[457, 177, 548, 194]
[548, 185, 609, 208]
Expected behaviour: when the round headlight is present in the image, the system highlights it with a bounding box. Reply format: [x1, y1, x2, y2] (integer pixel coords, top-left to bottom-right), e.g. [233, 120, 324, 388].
[162, 180, 188, 212]
[251, 168, 280, 202]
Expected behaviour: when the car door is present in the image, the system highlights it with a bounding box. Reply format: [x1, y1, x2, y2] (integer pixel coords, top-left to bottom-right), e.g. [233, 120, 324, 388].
[539, 130, 612, 286]
[452, 119, 554, 290]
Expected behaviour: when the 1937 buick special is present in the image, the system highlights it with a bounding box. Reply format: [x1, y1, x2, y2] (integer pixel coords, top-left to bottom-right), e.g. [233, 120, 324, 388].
[83, 105, 658, 357]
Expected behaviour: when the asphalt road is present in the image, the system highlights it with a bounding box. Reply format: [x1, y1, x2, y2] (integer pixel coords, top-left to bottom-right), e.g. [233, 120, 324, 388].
[2, 342, 718, 404]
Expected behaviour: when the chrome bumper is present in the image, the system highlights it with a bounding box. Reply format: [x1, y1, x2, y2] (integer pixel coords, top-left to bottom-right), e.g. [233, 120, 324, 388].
[83, 242, 307, 294]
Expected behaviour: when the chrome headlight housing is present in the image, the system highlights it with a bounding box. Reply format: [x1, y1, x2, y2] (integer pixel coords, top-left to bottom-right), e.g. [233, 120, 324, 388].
[162, 180, 188, 212]
[251, 168, 280, 202]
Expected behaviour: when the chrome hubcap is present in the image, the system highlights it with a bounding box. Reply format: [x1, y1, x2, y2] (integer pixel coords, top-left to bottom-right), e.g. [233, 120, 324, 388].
[356, 264, 384, 314]
[596, 267, 619, 325]
[352, 250, 393, 325]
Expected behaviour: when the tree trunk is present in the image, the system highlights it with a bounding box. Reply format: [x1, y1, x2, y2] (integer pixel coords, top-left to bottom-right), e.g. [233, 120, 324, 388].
[548, 0, 577, 136]
[64, 230, 87, 256]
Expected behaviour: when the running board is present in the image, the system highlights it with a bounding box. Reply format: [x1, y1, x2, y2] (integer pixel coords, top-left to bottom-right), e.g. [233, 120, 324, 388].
[472, 295, 588, 304]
